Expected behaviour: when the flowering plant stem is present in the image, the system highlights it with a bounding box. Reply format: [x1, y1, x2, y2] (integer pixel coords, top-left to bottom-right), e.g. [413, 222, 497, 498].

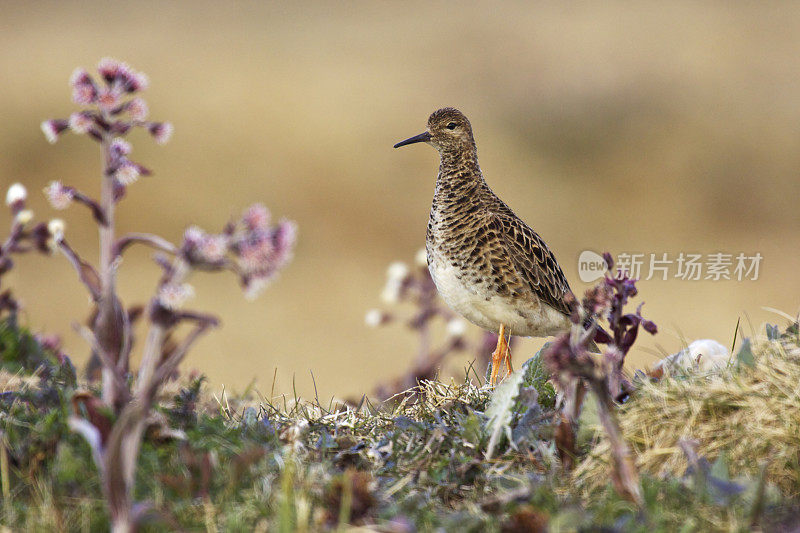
[39, 57, 296, 531]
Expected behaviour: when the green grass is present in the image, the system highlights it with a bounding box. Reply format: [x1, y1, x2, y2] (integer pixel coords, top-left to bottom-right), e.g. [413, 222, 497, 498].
[1, 317, 799, 531]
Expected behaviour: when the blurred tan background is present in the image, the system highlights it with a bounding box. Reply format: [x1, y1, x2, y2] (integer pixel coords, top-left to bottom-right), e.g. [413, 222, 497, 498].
[1, 2, 798, 400]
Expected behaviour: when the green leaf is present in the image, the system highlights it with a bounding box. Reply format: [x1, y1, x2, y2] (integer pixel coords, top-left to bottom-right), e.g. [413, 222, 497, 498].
[711, 451, 730, 482]
[484, 366, 526, 459]
[736, 338, 755, 368]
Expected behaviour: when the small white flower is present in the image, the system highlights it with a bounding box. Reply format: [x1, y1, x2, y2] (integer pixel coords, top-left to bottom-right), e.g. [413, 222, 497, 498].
[158, 282, 195, 310]
[47, 219, 66, 242]
[115, 163, 140, 185]
[243, 277, 270, 301]
[364, 309, 384, 328]
[183, 225, 205, 246]
[415, 248, 428, 268]
[14, 209, 33, 226]
[44, 181, 73, 210]
[446, 318, 467, 338]
[380, 278, 402, 304]
[386, 261, 410, 282]
[6, 183, 27, 206]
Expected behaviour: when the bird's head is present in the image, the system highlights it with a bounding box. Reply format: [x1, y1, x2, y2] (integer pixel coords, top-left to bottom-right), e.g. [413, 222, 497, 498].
[394, 107, 475, 154]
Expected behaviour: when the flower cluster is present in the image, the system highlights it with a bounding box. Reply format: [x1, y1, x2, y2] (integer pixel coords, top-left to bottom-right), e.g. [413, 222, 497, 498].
[178, 204, 297, 301]
[41, 57, 170, 199]
[32, 58, 298, 532]
[0, 183, 65, 314]
[546, 252, 657, 396]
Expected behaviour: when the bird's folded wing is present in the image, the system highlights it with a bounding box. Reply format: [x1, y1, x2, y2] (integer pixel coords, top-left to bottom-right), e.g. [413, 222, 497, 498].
[489, 212, 573, 316]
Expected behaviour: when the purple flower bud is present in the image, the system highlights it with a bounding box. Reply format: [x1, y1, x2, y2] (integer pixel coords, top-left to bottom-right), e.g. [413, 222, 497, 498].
[40, 119, 69, 143]
[69, 68, 98, 105]
[602, 252, 614, 270]
[148, 122, 173, 145]
[44, 181, 74, 209]
[124, 70, 149, 93]
[97, 57, 126, 84]
[109, 137, 132, 157]
[642, 320, 658, 335]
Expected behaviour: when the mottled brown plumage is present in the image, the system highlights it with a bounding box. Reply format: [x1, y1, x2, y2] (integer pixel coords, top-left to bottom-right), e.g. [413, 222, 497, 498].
[394, 108, 573, 383]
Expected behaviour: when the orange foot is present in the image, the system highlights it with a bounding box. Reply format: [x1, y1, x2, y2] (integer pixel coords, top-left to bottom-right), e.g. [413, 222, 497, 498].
[489, 323, 511, 387]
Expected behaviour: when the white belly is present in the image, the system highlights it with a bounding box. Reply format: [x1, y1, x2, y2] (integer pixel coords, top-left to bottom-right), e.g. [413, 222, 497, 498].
[427, 251, 569, 337]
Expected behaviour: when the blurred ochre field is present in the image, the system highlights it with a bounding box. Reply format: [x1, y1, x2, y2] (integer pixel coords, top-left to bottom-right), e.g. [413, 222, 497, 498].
[1, 2, 798, 400]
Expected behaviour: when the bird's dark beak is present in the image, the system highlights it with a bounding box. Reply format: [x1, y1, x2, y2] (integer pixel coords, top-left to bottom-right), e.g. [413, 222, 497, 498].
[393, 131, 431, 148]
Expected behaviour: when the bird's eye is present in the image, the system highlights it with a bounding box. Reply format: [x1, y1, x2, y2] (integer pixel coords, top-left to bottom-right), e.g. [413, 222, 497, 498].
[446, 122, 457, 130]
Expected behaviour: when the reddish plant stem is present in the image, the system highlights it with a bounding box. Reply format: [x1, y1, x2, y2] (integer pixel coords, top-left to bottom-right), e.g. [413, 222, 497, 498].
[96, 131, 123, 410]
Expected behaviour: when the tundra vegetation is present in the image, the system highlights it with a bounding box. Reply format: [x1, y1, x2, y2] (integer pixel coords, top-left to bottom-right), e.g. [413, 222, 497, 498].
[0, 59, 798, 532]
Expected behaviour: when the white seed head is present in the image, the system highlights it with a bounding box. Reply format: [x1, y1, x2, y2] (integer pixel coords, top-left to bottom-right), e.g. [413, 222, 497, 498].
[364, 309, 384, 328]
[446, 318, 468, 338]
[380, 278, 402, 304]
[40, 121, 59, 143]
[6, 183, 27, 206]
[415, 248, 428, 268]
[386, 261, 409, 282]
[14, 209, 33, 226]
[47, 219, 66, 241]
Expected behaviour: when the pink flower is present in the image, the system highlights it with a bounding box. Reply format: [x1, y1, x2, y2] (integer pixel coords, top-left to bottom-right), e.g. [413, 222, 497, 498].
[126, 98, 148, 121]
[69, 112, 94, 134]
[148, 122, 173, 145]
[237, 233, 274, 274]
[44, 181, 74, 210]
[198, 235, 228, 263]
[97, 88, 121, 111]
[243, 204, 270, 231]
[40, 119, 69, 144]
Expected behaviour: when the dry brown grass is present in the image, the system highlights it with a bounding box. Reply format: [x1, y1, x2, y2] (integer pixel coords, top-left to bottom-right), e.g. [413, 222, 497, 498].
[575, 334, 800, 496]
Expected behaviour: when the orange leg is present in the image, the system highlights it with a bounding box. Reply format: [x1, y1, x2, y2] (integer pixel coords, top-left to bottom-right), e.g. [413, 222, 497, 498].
[489, 324, 510, 387]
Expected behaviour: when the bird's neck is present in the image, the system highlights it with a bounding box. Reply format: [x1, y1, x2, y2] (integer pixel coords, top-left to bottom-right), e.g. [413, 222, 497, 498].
[434, 147, 484, 200]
